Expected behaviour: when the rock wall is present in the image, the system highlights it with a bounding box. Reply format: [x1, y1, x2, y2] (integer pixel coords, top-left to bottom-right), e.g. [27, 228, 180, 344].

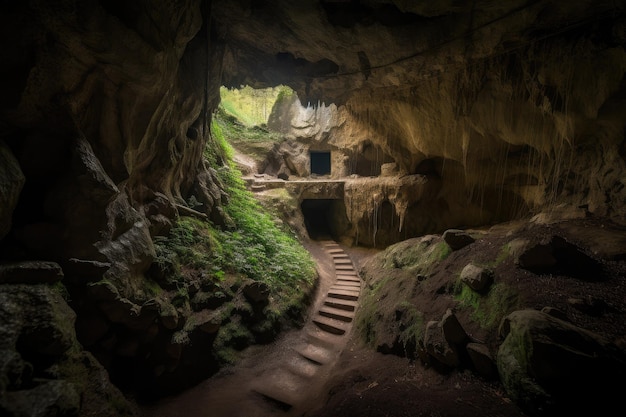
[338, 39, 626, 227]
[234, 0, 626, 246]
[0, 0, 229, 409]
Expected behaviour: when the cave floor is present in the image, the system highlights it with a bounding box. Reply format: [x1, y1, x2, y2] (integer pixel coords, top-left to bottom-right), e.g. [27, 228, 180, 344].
[139, 239, 529, 417]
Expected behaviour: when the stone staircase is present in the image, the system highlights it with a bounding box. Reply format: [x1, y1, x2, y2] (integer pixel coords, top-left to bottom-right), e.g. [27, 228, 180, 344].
[249, 240, 362, 415]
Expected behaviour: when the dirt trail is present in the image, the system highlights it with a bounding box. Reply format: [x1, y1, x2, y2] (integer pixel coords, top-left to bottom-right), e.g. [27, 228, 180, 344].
[141, 239, 366, 417]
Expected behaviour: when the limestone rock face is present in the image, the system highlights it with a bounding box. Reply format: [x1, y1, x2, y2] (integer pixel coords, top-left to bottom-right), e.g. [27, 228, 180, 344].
[215, 0, 626, 228]
[0, 0, 229, 404]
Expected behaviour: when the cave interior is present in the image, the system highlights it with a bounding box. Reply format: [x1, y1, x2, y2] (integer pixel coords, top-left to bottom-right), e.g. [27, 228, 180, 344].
[1, 1, 626, 416]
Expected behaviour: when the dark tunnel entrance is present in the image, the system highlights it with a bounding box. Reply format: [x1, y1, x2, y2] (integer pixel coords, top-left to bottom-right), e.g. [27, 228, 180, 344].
[310, 151, 331, 175]
[301, 199, 349, 240]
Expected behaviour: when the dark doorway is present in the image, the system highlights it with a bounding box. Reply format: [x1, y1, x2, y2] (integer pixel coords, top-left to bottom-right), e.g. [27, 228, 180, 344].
[310, 151, 331, 175]
[301, 199, 349, 240]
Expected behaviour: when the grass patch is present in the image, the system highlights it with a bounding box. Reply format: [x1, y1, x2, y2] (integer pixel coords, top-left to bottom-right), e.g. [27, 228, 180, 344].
[214, 106, 284, 165]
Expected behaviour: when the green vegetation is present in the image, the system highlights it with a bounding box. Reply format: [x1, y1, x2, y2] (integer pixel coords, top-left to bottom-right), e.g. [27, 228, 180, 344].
[220, 85, 294, 126]
[382, 237, 451, 275]
[454, 281, 519, 331]
[214, 106, 283, 166]
[396, 300, 425, 353]
[153, 105, 316, 365]
[356, 275, 394, 346]
[209, 117, 316, 288]
[356, 273, 425, 357]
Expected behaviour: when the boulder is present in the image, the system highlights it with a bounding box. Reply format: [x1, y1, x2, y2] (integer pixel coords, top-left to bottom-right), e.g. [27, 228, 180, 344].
[0, 285, 137, 416]
[0, 349, 33, 391]
[440, 309, 469, 345]
[191, 290, 232, 310]
[466, 342, 497, 379]
[459, 263, 494, 293]
[0, 261, 64, 285]
[0, 285, 76, 357]
[442, 229, 475, 250]
[423, 320, 460, 369]
[242, 281, 270, 305]
[61, 258, 111, 284]
[513, 235, 602, 279]
[514, 239, 557, 270]
[0, 379, 80, 417]
[497, 309, 626, 416]
[0, 140, 25, 240]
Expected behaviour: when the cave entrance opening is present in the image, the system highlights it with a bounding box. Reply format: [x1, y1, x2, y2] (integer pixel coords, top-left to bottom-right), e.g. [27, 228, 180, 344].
[301, 199, 349, 240]
[310, 151, 331, 176]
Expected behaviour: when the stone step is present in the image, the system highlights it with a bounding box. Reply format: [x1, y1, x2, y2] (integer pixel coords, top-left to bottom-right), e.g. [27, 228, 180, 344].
[326, 248, 344, 254]
[324, 298, 359, 312]
[285, 354, 321, 378]
[335, 265, 356, 272]
[313, 314, 350, 335]
[331, 253, 349, 259]
[333, 280, 361, 288]
[336, 274, 361, 282]
[336, 270, 358, 276]
[306, 329, 344, 349]
[250, 184, 266, 191]
[333, 258, 353, 265]
[330, 284, 360, 293]
[251, 367, 308, 410]
[294, 343, 335, 365]
[327, 288, 359, 301]
[318, 305, 354, 322]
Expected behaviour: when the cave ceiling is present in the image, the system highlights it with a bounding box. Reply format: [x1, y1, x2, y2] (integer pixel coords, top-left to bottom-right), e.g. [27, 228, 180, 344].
[213, 0, 621, 104]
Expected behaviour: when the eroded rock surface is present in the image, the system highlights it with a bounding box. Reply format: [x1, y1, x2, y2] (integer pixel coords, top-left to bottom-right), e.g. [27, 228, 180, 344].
[0, 284, 137, 417]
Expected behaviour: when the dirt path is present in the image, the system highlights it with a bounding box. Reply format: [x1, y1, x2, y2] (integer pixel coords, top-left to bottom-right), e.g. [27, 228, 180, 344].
[141, 239, 365, 417]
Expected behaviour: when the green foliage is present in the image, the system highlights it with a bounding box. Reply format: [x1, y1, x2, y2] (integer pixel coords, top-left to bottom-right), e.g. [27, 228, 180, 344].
[219, 85, 293, 126]
[213, 105, 284, 168]
[396, 301, 425, 352]
[153, 101, 316, 368]
[209, 117, 316, 290]
[213, 321, 255, 365]
[154, 217, 221, 280]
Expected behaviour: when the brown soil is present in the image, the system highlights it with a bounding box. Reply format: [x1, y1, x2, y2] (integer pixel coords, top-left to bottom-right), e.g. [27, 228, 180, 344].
[141, 216, 626, 417]
[304, 341, 525, 417]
